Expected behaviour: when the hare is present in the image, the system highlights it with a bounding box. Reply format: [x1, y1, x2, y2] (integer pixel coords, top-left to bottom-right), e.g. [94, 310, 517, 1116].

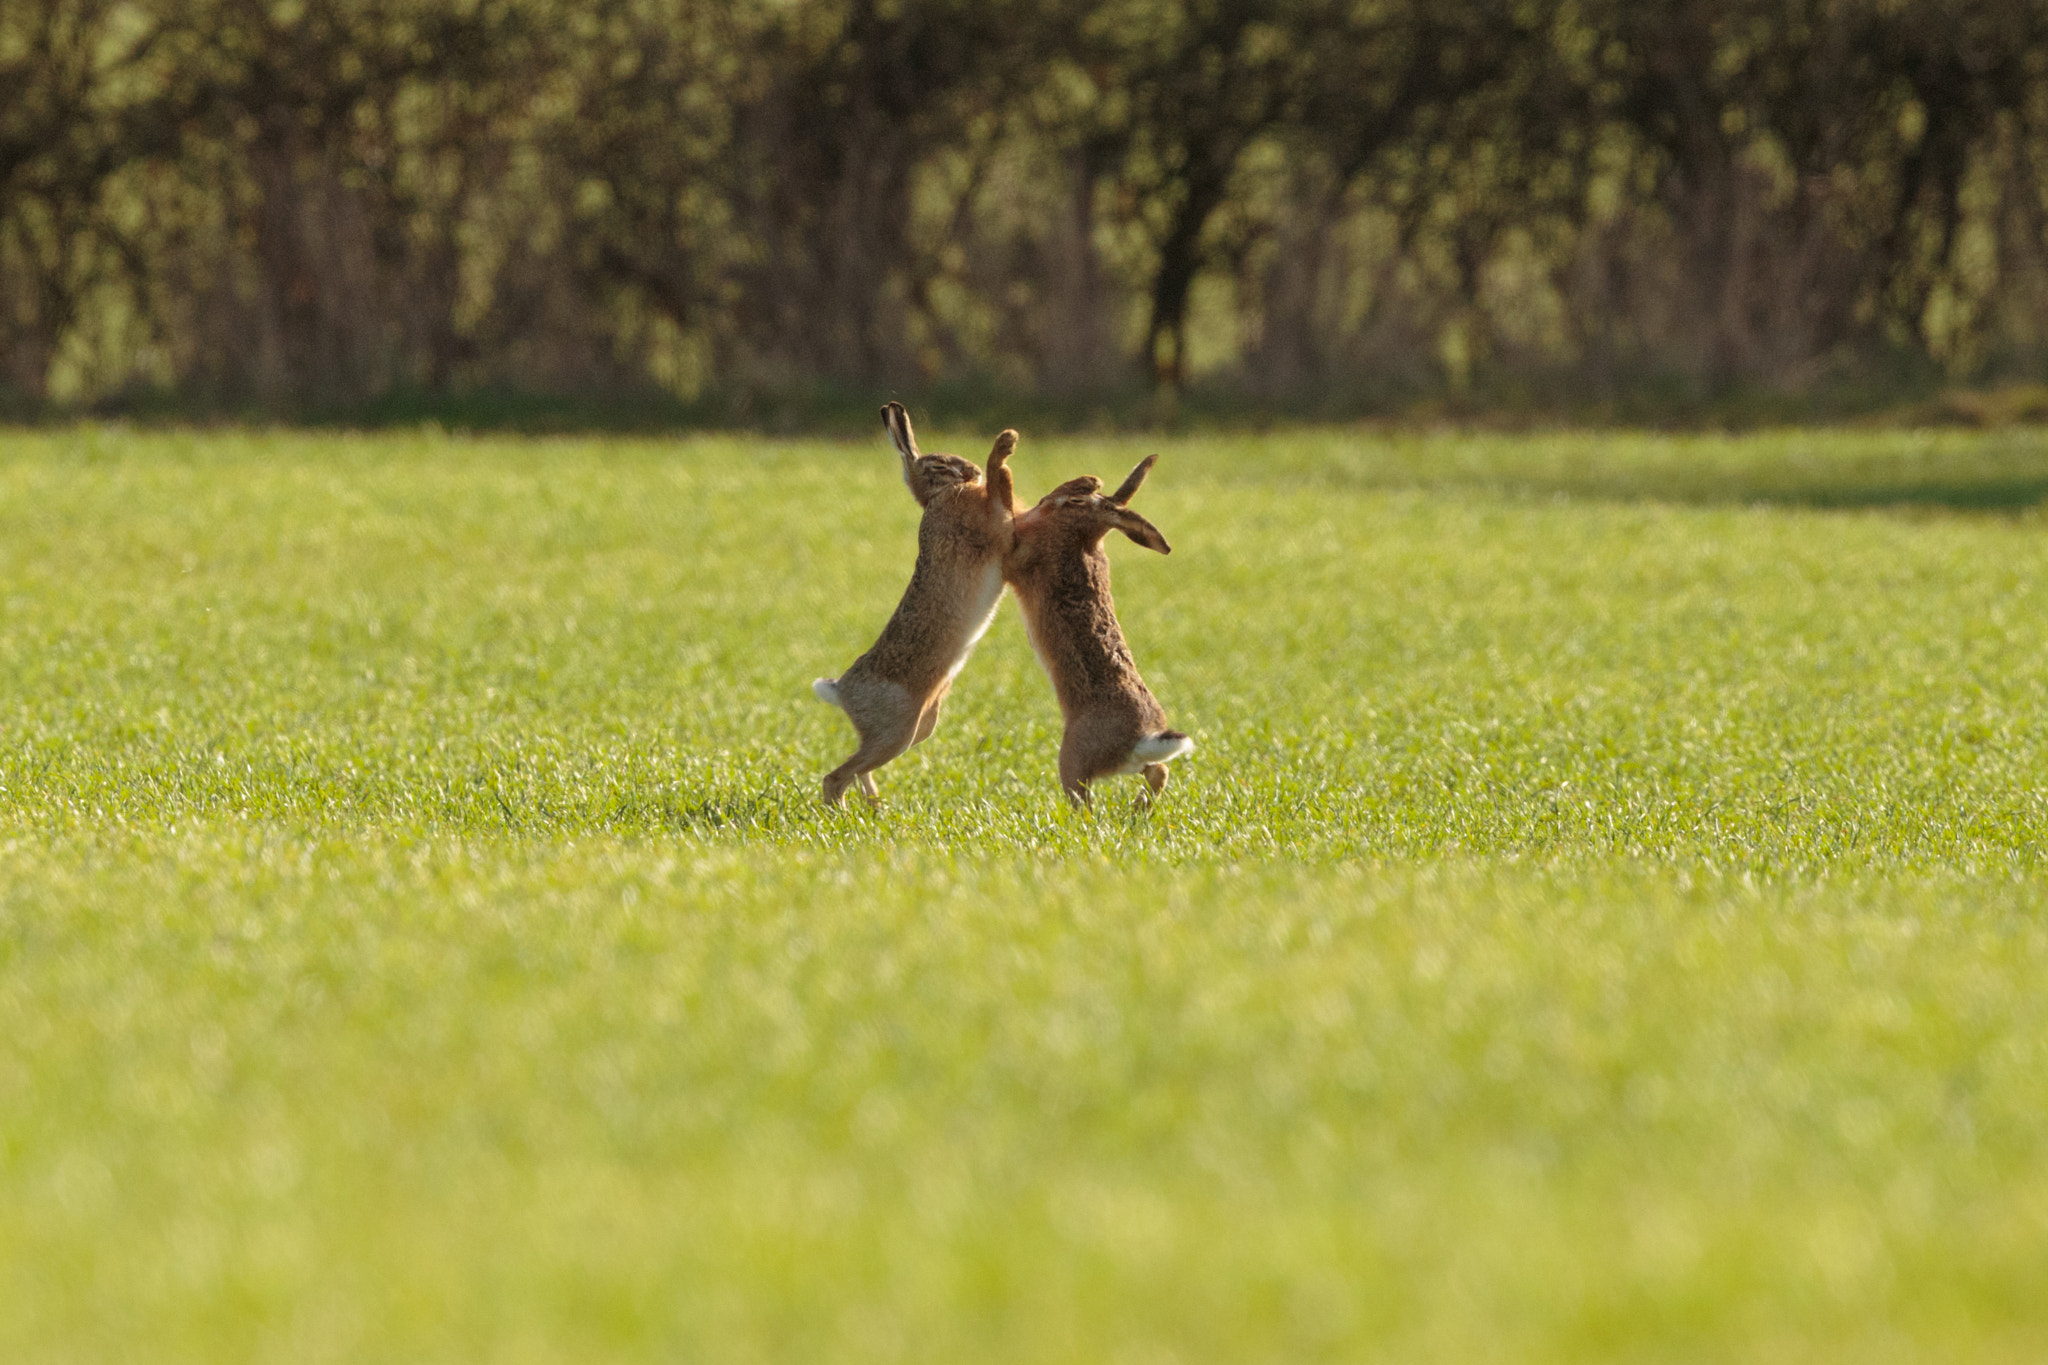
[812, 402, 1018, 805]
[1005, 453, 1193, 806]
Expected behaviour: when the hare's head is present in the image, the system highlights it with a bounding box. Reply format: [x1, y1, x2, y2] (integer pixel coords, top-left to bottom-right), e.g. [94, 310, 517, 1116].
[1018, 455, 1170, 553]
[883, 402, 1011, 506]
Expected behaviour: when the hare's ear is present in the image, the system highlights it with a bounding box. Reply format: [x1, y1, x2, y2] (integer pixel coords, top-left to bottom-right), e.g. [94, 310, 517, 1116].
[882, 401, 921, 462]
[1111, 507, 1171, 554]
[881, 402, 921, 458]
[1107, 454, 1157, 506]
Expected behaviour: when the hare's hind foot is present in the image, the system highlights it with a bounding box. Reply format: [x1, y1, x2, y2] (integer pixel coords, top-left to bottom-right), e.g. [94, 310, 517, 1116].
[822, 767, 884, 806]
[1117, 763, 1171, 813]
[819, 678, 920, 805]
[824, 757, 897, 806]
[1142, 762, 1169, 798]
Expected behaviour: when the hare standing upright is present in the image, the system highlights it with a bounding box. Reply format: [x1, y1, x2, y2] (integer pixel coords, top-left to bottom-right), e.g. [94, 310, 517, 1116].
[1005, 454, 1192, 806]
[813, 402, 1018, 804]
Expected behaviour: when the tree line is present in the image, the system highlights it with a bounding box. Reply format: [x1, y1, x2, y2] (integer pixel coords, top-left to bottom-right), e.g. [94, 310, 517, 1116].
[5, 0, 2047, 414]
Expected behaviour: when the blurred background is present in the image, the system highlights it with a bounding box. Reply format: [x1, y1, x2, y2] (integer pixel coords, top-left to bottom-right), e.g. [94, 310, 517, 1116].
[6, 0, 2048, 426]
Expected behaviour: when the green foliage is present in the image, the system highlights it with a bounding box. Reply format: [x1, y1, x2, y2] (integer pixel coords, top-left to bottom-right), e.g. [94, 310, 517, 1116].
[3, 425, 2048, 1359]
[7, 1, 2048, 414]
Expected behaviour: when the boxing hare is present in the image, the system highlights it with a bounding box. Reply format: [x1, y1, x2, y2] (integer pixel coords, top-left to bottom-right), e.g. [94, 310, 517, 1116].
[813, 402, 1018, 804]
[1005, 454, 1192, 805]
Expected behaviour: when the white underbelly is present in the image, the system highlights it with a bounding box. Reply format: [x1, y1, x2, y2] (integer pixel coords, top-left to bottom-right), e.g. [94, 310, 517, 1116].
[945, 562, 1006, 681]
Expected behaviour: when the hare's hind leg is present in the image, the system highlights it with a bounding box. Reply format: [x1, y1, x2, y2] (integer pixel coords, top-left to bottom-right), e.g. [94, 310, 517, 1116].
[1063, 719, 1147, 809]
[1122, 731, 1192, 808]
[821, 762, 863, 806]
[824, 732, 912, 805]
[1056, 746, 1096, 809]
[1126, 762, 1172, 812]
[821, 678, 920, 806]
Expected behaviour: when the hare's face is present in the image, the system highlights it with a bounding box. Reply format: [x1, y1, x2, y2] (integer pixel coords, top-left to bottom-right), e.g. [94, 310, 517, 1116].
[904, 453, 983, 505]
[1014, 479, 1092, 538]
[1016, 473, 1170, 554]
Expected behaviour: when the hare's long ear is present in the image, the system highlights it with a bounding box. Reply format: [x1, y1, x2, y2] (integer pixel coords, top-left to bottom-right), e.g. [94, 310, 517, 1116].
[1110, 506, 1171, 554]
[882, 402, 921, 479]
[1044, 475, 1102, 501]
[882, 402, 921, 457]
[1108, 454, 1157, 506]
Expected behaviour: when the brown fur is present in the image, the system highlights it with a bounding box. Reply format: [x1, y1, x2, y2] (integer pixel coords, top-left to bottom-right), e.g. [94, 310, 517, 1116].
[815, 403, 1019, 804]
[1004, 454, 1190, 806]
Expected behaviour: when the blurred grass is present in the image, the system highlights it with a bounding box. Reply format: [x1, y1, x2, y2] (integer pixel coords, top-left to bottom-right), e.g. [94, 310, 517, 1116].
[2, 423, 2047, 1363]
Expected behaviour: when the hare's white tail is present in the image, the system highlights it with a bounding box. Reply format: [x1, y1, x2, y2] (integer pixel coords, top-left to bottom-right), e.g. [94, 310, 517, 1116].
[1134, 730, 1193, 763]
[812, 677, 841, 707]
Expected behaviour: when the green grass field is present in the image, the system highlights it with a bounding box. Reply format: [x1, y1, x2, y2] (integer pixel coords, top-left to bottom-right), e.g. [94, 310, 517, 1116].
[4, 423, 2048, 1363]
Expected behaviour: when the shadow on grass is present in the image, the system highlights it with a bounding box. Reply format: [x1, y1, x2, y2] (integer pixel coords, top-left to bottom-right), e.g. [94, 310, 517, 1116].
[442, 776, 802, 838]
[1765, 476, 2048, 512]
[37, 375, 2048, 515]
[50, 365, 2022, 441]
[1276, 439, 2048, 516]
[616, 791, 796, 836]
[1506, 472, 2048, 514]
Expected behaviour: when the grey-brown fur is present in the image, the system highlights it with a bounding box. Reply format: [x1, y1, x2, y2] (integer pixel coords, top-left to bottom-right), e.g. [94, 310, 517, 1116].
[814, 402, 1018, 804]
[1004, 454, 1191, 805]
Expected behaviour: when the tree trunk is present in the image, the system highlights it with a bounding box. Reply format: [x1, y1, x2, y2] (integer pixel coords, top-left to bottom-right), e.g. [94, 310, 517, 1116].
[1144, 165, 1230, 392]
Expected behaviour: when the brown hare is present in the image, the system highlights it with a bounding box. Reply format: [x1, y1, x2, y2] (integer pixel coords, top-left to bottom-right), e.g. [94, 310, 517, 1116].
[813, 402, 1018, 805]
[1005, 453, 1192, 806]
